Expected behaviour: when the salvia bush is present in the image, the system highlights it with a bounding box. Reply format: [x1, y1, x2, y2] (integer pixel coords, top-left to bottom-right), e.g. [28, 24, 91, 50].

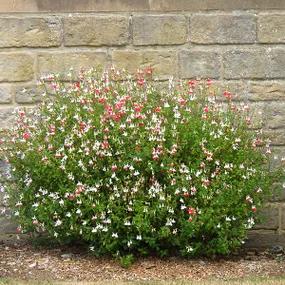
[0, 67, 284, 261]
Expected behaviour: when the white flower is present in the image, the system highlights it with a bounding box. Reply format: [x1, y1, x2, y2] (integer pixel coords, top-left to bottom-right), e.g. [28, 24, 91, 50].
[55, 219, 62, 227]
[166, 218, 175, 226]
[246, 217, 255, 229]
[136, 235, 142, 240]
[127, 240, 132, 247]
[67, 173, 74, 181]
[181, 205, 186, 210]
[186, 246, 194, 253]
[112, 232, 118, 238]
[256, 187, 263, 193]
[124, 220, 131, 226]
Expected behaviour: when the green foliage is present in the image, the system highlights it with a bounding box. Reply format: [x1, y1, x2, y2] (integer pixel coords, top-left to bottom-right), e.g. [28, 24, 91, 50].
[0, 68, 284, 263]
[118, 254, 135, 268]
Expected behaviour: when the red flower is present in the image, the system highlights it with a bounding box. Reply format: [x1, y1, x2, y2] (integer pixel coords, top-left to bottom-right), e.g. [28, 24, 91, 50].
[178, 98, 187, 106]
[111, 165, 118, 172]
[23, 132, 31, 140]
[144, 66, 153, 75]
[137, 78, 145, 86]
[98, 97, 106, 104]
[133, 103, 143, 113]
[79, 122, 87, 131]
[68, 194, 75, 201]
[101, 140, 110, 149]
[187, 207, 196, 215]
[188, 80, 197, 87]
[223, 91, 232, 100]
[49, 125, 56, 135]
[203, 106, 209, 113]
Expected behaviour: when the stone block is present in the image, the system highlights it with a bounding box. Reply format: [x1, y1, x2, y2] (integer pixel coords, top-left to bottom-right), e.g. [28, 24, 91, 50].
[0, 17, 61, 47]
[248, 102, 265, 129]
[133, 15, 187, 45]
[179, 50, 221, 79]
[213, 80, 246, 101]
[150, 0, 285, 11]
[268, 48, 285, 78]
[38, 52, 108, 79]
[112, 50, 177, 79]
[13, 84, 41, 104]
[37, 0, 150, 12]
[281, 206, 285, 230]
[264, 102, 285, 129]
[224, 48, 285, 79]
[0, 54, 34, 82]
[64, 15, 129, 46]
[0, 216, 17, 234]
[0, 85, 12, 103]
[0, 108, 15, 128]
[190, 14, 256, 44]
[223, 49, 269, 79]
[245, 230, 285, 249]
[258, 15, 285, 43]
[270, 147, 285, 170]
[254, 205, 279, 230]
[248, 81, 285, 101]
[264, 129, 285, 146]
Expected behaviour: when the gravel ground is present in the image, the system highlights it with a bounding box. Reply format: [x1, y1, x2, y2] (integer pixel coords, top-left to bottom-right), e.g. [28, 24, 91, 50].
[0, 235, 285, 283]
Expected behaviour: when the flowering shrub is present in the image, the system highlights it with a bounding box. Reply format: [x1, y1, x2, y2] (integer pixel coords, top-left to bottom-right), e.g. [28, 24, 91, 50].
[0, 68, 284, 261]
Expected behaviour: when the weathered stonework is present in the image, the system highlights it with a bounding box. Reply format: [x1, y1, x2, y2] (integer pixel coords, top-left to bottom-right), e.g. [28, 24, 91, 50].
[64, 16, 129, 46]
[190, 14, 256, 44]
[179, 50, 221, 79]
[0, 85, 12, 103]
[258, 15, 285, 43]
[0, 107, 16, 128]
[0, 3, 284, 249]
[254, 205, 279, 230]
[38, 52, 108, 78]
[264, 129, 285, 146]
[248, 81, 285, 101]
[13, 84, 41, 104]
[0, 17, 61, 47]
[0, 53, 34, 82]
[223, 49, 269, 79]
[265, 102, 285, 129]
[112, 50, 177, 78]
[132, 15, 187, 45]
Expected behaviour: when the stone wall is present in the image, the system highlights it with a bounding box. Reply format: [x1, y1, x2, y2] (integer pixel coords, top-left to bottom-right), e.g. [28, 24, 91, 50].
[0, 0, 284, 248]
